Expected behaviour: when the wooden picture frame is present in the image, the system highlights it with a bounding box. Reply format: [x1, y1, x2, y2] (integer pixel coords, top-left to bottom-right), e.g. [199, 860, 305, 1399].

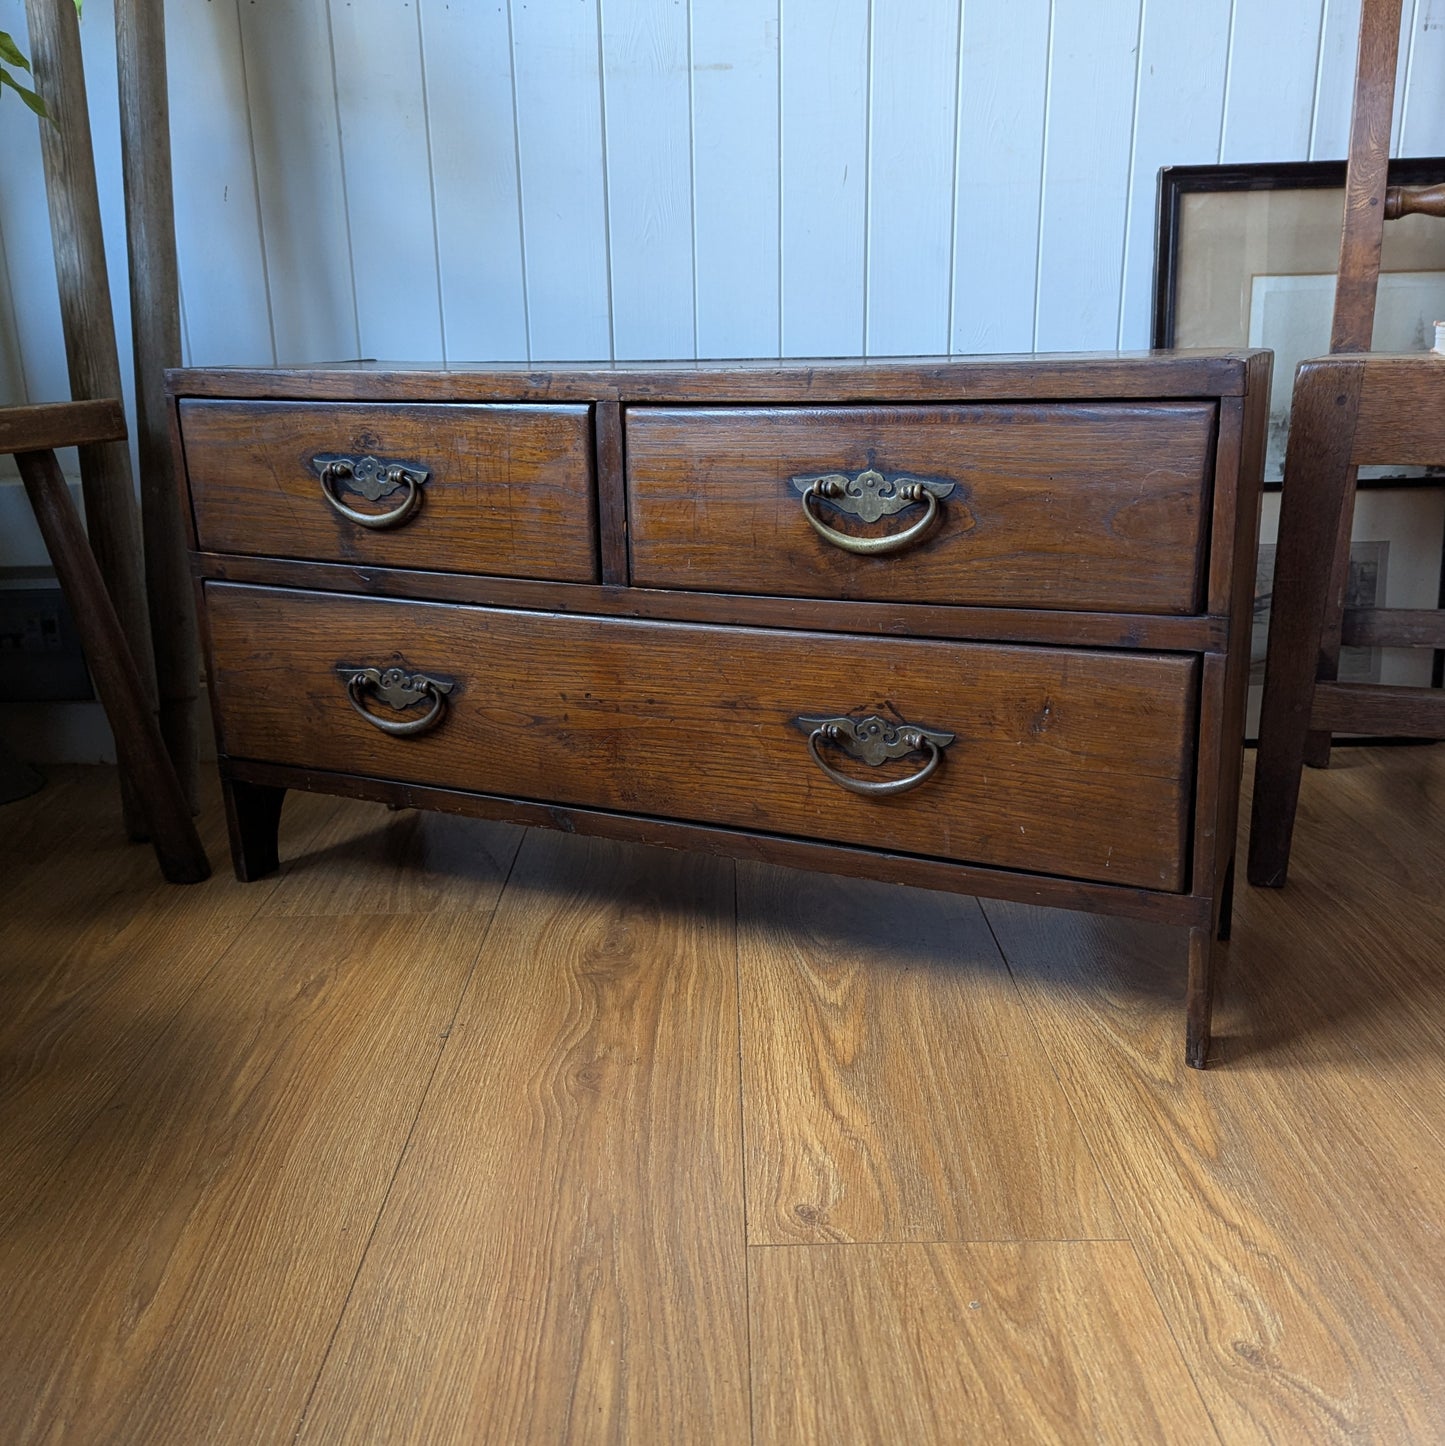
[1153, 158, 1445, 702]
[1153, 158, 1445, 486]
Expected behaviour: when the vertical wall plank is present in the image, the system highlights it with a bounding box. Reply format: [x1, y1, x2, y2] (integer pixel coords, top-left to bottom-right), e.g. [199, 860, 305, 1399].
[1117, 0, 1232, 348]
[1221, 0, 1327, 160]
[1400, 0, 1445, 153]
[951, 0, 1050, 354]
[1311, 0, 1362, 158]
[0, 220, 25, 491]
[510, 0, 612, 361]
[238, 0, 357, 365]
[328, 0, 442, 360]
[1311, 0, 1411, 159]
[865, 0, 960, 357]
[0, 222, 25, 411]
[600, 0, 694, 360]
[165, 0, 273, 365]
[420, 0, 527, 363]
[780, 0, 869, 357]
[1034, 0, 1143, 351]
[691, 0, 779, 360]
[19, 0, 1445, 419]
[1390, 0, 1417, 153]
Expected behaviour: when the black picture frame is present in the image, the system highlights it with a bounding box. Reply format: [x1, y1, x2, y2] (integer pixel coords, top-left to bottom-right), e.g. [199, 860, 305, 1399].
[1152, 156, 1445, 350]
[1153, 158, 1445, 694]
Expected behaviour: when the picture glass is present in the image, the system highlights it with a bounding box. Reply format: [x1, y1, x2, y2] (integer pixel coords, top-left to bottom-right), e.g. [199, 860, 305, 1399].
[1171, 185, 1445, 481]
[1247, 488, 1445, 737]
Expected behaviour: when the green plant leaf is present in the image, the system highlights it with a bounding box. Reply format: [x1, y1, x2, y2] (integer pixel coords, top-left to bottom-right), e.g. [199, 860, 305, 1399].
[0, 64, 49, 119]
[0, 31, 32, 72]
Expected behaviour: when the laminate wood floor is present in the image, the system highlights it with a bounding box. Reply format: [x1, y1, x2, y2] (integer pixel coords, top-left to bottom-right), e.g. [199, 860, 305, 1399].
[0, 746, 1440, 1444]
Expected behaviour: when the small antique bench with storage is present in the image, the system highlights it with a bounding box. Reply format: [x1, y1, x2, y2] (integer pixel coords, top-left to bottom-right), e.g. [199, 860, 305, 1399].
[168, 351, 1268, 1066]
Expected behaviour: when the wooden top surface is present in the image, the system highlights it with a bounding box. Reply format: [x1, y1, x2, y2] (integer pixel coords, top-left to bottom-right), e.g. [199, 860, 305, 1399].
[168, 350, 1266, 403]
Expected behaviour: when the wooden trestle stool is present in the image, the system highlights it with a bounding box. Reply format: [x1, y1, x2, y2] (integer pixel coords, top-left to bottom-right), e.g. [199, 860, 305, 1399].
[1, 399, 209, 883]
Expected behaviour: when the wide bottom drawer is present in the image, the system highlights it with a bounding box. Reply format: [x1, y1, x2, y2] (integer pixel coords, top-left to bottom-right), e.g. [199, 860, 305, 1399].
[205, 584, 1198, 891]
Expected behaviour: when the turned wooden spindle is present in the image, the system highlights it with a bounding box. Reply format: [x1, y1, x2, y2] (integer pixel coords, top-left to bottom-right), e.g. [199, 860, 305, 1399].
[1385, 182, 1445, 220]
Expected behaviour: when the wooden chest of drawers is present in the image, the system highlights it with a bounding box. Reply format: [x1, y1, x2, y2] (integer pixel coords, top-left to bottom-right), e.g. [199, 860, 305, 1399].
[168, 353, 1269, 1067]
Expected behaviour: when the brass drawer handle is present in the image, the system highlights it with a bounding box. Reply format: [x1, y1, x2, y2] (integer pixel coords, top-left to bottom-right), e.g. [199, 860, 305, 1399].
[339, 665, 454, 737]
[795, 712, 955, 797]
[791, 468, 962, 556]
[313, 453, 429, 529]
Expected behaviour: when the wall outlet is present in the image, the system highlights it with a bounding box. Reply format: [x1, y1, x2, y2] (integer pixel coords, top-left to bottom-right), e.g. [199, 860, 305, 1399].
[0, 585, 94, 701]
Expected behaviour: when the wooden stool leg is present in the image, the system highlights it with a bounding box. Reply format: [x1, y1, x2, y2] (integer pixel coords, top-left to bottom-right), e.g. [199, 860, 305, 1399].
[1248, 364, 1361, 888]
[1186, 925, 1215, 1069]
[222, 777, 286, 882]
[15, 447, 210, 884]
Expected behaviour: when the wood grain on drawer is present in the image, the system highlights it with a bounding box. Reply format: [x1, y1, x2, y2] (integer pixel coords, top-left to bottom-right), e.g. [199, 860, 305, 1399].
[179, 400, 597, 581]
[626, 404, 1215, 613]
[206, 584, 1197, 891]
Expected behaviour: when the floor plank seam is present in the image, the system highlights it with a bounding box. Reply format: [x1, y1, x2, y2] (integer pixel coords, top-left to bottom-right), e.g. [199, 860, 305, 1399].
[745, 1237, 1136, 1250]
[975, 897, 1232, 1442]
[975, 896, 1136, 1231]
[286, 829, 526, 1444]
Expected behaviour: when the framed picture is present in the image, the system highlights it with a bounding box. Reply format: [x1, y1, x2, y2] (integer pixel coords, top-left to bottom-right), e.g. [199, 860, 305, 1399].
[1153, 158, 1445, 485]
[1246, 487, 1445, 739]
[1155, 159, 1445, 732]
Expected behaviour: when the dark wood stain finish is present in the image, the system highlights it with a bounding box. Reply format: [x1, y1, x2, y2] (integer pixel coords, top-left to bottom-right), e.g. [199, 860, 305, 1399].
[221, 757, 1212, 929]
[170, 352, 1267, 1063]
[180, 399, 597, 582]
[11, 439, 209, 885]
[1352, 354, 1445, 463]
[626, 403, 1216, 613]
[0, 398, 126, 452]
[593, 399, 629, 585]
[1249, 362, 1365, 886]
[1310, 682, 1445, 736]
[193, 554, 1229, 652]
[205, 584, 1196, 891]
[168, 352, 1251, 404]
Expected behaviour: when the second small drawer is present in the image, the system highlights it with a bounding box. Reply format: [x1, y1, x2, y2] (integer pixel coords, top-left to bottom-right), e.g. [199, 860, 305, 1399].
[626, 403, 1216, 614]
[179, 399, 597, 582]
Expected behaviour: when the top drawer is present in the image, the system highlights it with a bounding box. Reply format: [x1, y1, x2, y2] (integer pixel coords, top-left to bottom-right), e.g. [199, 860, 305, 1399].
[178, 400, 597, 582]
[626, 403, 1216, 614]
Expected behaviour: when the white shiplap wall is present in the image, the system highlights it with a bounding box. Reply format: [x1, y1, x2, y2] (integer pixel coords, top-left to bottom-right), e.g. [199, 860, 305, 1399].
[1, 0, 1444, 541]
[2, 0, 1443, 387]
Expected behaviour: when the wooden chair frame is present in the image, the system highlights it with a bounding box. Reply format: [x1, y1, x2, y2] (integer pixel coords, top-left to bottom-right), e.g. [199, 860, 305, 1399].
[1248, 0, 1445, 887]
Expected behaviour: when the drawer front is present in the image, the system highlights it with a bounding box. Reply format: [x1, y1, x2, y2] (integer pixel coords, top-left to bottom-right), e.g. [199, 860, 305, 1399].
[206, 584, 1197, 891]
[626, 404, 1215, 613]
[180, 400, 597, 582]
